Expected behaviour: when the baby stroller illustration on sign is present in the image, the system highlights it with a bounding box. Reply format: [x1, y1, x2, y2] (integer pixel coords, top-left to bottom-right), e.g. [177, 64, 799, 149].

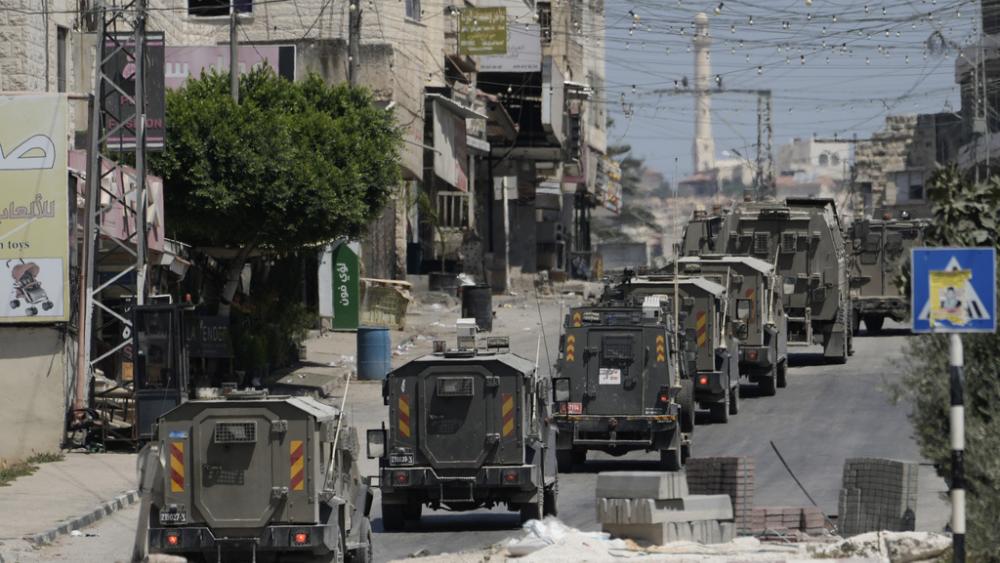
[7, 259, 53, 316]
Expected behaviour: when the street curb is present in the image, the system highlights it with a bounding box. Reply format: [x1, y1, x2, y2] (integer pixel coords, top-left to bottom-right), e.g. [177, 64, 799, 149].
[23, 489, 139, 546]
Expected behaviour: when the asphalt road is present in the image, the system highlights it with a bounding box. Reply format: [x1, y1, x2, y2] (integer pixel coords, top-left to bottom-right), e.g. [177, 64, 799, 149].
[23, 300, 948, 563]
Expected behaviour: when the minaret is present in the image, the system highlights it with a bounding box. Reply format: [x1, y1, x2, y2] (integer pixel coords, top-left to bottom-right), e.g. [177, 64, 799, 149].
[692, 12, 715, 172]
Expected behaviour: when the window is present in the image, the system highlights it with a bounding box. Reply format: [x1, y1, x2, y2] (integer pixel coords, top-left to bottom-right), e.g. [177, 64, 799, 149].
[187, 0, 252, 18]
[818, 153, 829, 166]
[436, 191, 470, 228]
[405, 0, 421, 21]
[893, 171, 926, 203]
[56, 27, 68, 93]
[831, 154, 841, 166]
[538, 2, 553, 44]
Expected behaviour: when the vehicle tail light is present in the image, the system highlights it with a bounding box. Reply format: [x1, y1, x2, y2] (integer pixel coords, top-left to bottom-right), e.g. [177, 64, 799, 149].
[658, 392, 670, 403]
[293, 532, 309, 545]
[393, 471, 410, 485]
[165, 532, 180, 546]
[559, 403, 568, 415]
[698, 375, 709, 386]
[503, 469, 519, 484]
[746, 350, 759, 361]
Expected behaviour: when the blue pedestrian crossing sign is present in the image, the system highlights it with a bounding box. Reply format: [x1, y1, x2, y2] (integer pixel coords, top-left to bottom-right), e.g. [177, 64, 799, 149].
[911, 247, 996, 333]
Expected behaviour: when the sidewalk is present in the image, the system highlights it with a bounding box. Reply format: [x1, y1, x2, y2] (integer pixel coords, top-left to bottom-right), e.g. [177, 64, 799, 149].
[0, 452, 138, 543]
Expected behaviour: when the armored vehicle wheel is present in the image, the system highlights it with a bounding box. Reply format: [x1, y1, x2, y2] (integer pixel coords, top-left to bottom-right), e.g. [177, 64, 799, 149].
[678, 380, 695, 433]
[556, 449, 576, 473]
[381, 502, 406, 532]
[864, 315, 884, 334]
[851, 310, 861, 335]
[348, 517, 373, 563]
[543, 483, 558, 517]
[728, 383, 740, 415]
[403, 501, 422, 522]
[709, 387, 730, 424]
[659, 447, 682, 471]
[681, 443, 691, 463]
[519, 487, 544, 524]
[758, 367, 777, 397]
[776, 361, 787, 389]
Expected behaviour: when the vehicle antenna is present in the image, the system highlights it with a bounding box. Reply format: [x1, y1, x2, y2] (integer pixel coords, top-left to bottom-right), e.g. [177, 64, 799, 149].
[323, 372, 352, 491]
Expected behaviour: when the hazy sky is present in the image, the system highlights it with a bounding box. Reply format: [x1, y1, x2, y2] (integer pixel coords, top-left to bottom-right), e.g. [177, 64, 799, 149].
[602, 0, 978, 182]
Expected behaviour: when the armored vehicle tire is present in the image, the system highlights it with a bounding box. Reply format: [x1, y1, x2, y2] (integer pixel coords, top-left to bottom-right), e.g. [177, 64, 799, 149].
[519, 487, 544, 524]
[381, 502, 406, 532]
[660, 447, 682, 471]
[728, 383, 740, 414]
[348, 518, 373, 563]
[758, 369, 777, 397]
[403, 501, 422, 521]
[678, 380, 696, 433]
[709, 387, 730, 424]
[681, 443, 691, 463]
[851, 310, 861, 336]
[543, 483, 558, 517]
[865, 315, 885, 334]
[776, 361, 787, 388]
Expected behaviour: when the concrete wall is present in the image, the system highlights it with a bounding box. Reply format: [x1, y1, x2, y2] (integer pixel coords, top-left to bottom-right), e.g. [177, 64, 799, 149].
[0, 327, 68, 463]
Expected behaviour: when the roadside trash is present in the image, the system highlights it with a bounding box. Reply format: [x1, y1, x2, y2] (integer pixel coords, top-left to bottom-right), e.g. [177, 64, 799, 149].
[70, 530, 82, 537]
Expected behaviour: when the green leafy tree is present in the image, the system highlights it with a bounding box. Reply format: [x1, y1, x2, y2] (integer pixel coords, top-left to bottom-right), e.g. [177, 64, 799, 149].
[896, 166, 1000, 561]
[151, 68, 401, 313]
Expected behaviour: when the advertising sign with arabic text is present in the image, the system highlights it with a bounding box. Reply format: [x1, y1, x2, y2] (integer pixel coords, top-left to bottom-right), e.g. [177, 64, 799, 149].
[0, 95, 70, 323]
[459, 7, 507, 56]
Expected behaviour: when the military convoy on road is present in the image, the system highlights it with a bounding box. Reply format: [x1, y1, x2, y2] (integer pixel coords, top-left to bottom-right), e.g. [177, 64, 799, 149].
[848, 214, 930, 334]
[551, 301, 691, 472]
[368, 337, 558, 529]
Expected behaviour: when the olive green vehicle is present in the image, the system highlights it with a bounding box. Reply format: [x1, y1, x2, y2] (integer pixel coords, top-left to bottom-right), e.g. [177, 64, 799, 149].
[678, 255, 789, 396]
[680, 210, 724, 256]
[369, 338, 558, 529]
[848, 215, 930, 334]
[134, 392, 372, 563]
[715, 197, 853, 363]
[553, 301, 691, 471]
[612, 275, 741, 423]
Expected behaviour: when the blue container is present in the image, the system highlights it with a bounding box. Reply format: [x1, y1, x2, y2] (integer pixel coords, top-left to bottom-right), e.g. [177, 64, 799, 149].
[357, 327, 392, 380]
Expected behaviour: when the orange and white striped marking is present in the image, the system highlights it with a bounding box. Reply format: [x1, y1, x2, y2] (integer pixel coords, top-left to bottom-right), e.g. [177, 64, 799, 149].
[696, 311, 708, 347]
[501, 393, 515, 437]
[169, 442, 185, 493]
[565, 335, 576, 362]
[398, 395, 411, 438]
[572, 312, 583, 327]
[655, 335, 666, 363]
[290, 440, 305, 491]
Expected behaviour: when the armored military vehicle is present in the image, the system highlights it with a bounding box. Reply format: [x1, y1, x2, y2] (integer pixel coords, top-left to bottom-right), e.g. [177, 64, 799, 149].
[848, 214, 930, 334]
[717, 197, 852, 363]
[553, 300, 691, 471]
[613, 275, 741, 422]
[370, 337, 558, 529]
[134, 391, 372, 563]
[680, 208, 724, 256]
[678, 255, 788, 395]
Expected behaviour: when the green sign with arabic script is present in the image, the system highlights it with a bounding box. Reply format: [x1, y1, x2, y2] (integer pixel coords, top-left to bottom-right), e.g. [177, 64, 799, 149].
[459, 7, 508, 56]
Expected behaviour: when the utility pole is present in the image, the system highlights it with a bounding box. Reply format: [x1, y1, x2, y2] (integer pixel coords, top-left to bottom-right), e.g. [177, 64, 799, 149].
[135, 0, 148, 305]
[348, 0, 362, 85]
[229, 1, 239, 102]
[949, 334, 966, 563]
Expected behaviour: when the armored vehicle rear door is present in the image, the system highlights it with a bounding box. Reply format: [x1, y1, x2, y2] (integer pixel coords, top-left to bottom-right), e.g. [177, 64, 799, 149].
[418, 365, 520, 468]
[190, 408, 282, 528]
[584, 329, 648, 415]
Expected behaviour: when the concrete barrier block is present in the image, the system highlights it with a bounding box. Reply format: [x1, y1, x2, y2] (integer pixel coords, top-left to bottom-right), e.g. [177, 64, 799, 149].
[596, 471, 689, 500]
[596, 495, 734, 524]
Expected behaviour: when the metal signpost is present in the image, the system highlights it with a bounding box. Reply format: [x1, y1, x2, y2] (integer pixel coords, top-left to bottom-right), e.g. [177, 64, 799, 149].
[911, 246, 997, 563]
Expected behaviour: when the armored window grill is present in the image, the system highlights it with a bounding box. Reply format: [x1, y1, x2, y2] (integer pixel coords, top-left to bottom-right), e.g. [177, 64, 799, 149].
[781, 232, 797, 254]
[436, 377, 474, 397]
[753, 232, 770, 255]
[601, 336, 634, 364]
[214, 421, 257, 444]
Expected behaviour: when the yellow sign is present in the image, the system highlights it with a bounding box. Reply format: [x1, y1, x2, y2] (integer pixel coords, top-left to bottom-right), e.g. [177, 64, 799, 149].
[929, 269, 973, 327]
[0, 95, 69, 323]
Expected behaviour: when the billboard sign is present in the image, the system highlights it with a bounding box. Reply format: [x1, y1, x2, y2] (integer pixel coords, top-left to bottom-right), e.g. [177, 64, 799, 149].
[164, 45, 295, 89]
[105, 31, 166, 151]
[459, 7, 508, 56]
[0, 95, 70, 323]
[479, 12, 541, 72]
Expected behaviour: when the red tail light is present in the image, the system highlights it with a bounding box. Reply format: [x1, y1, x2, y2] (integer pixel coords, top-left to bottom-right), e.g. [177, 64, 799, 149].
[658, 392, 670, 403]
[698, 375, 709, 386]
[293, 532, 309, 545]
[393, 471, 409, 485]
[503, 469, 519, 483]
[746, 350, 759, 361]
[165, 532, 180, 546]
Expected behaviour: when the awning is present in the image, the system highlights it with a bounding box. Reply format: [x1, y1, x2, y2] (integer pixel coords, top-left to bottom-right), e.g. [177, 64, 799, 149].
[426, 94, 488, 120]
[429, 94, 487, 192]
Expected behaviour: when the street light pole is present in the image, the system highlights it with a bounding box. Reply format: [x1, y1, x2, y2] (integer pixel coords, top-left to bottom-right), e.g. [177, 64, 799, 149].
[229, 1, 238, 102]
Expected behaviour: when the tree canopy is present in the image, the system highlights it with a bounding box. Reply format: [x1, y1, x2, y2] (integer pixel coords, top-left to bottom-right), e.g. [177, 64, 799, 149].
[152, 67, 401, 251]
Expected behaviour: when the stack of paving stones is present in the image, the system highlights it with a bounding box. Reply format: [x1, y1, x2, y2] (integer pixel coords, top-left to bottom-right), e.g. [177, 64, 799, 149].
[748, 506, 827, 536]
[596, 471, 736, 545]
[684, 457, 755, 532]
[838, 458, 919, 536]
